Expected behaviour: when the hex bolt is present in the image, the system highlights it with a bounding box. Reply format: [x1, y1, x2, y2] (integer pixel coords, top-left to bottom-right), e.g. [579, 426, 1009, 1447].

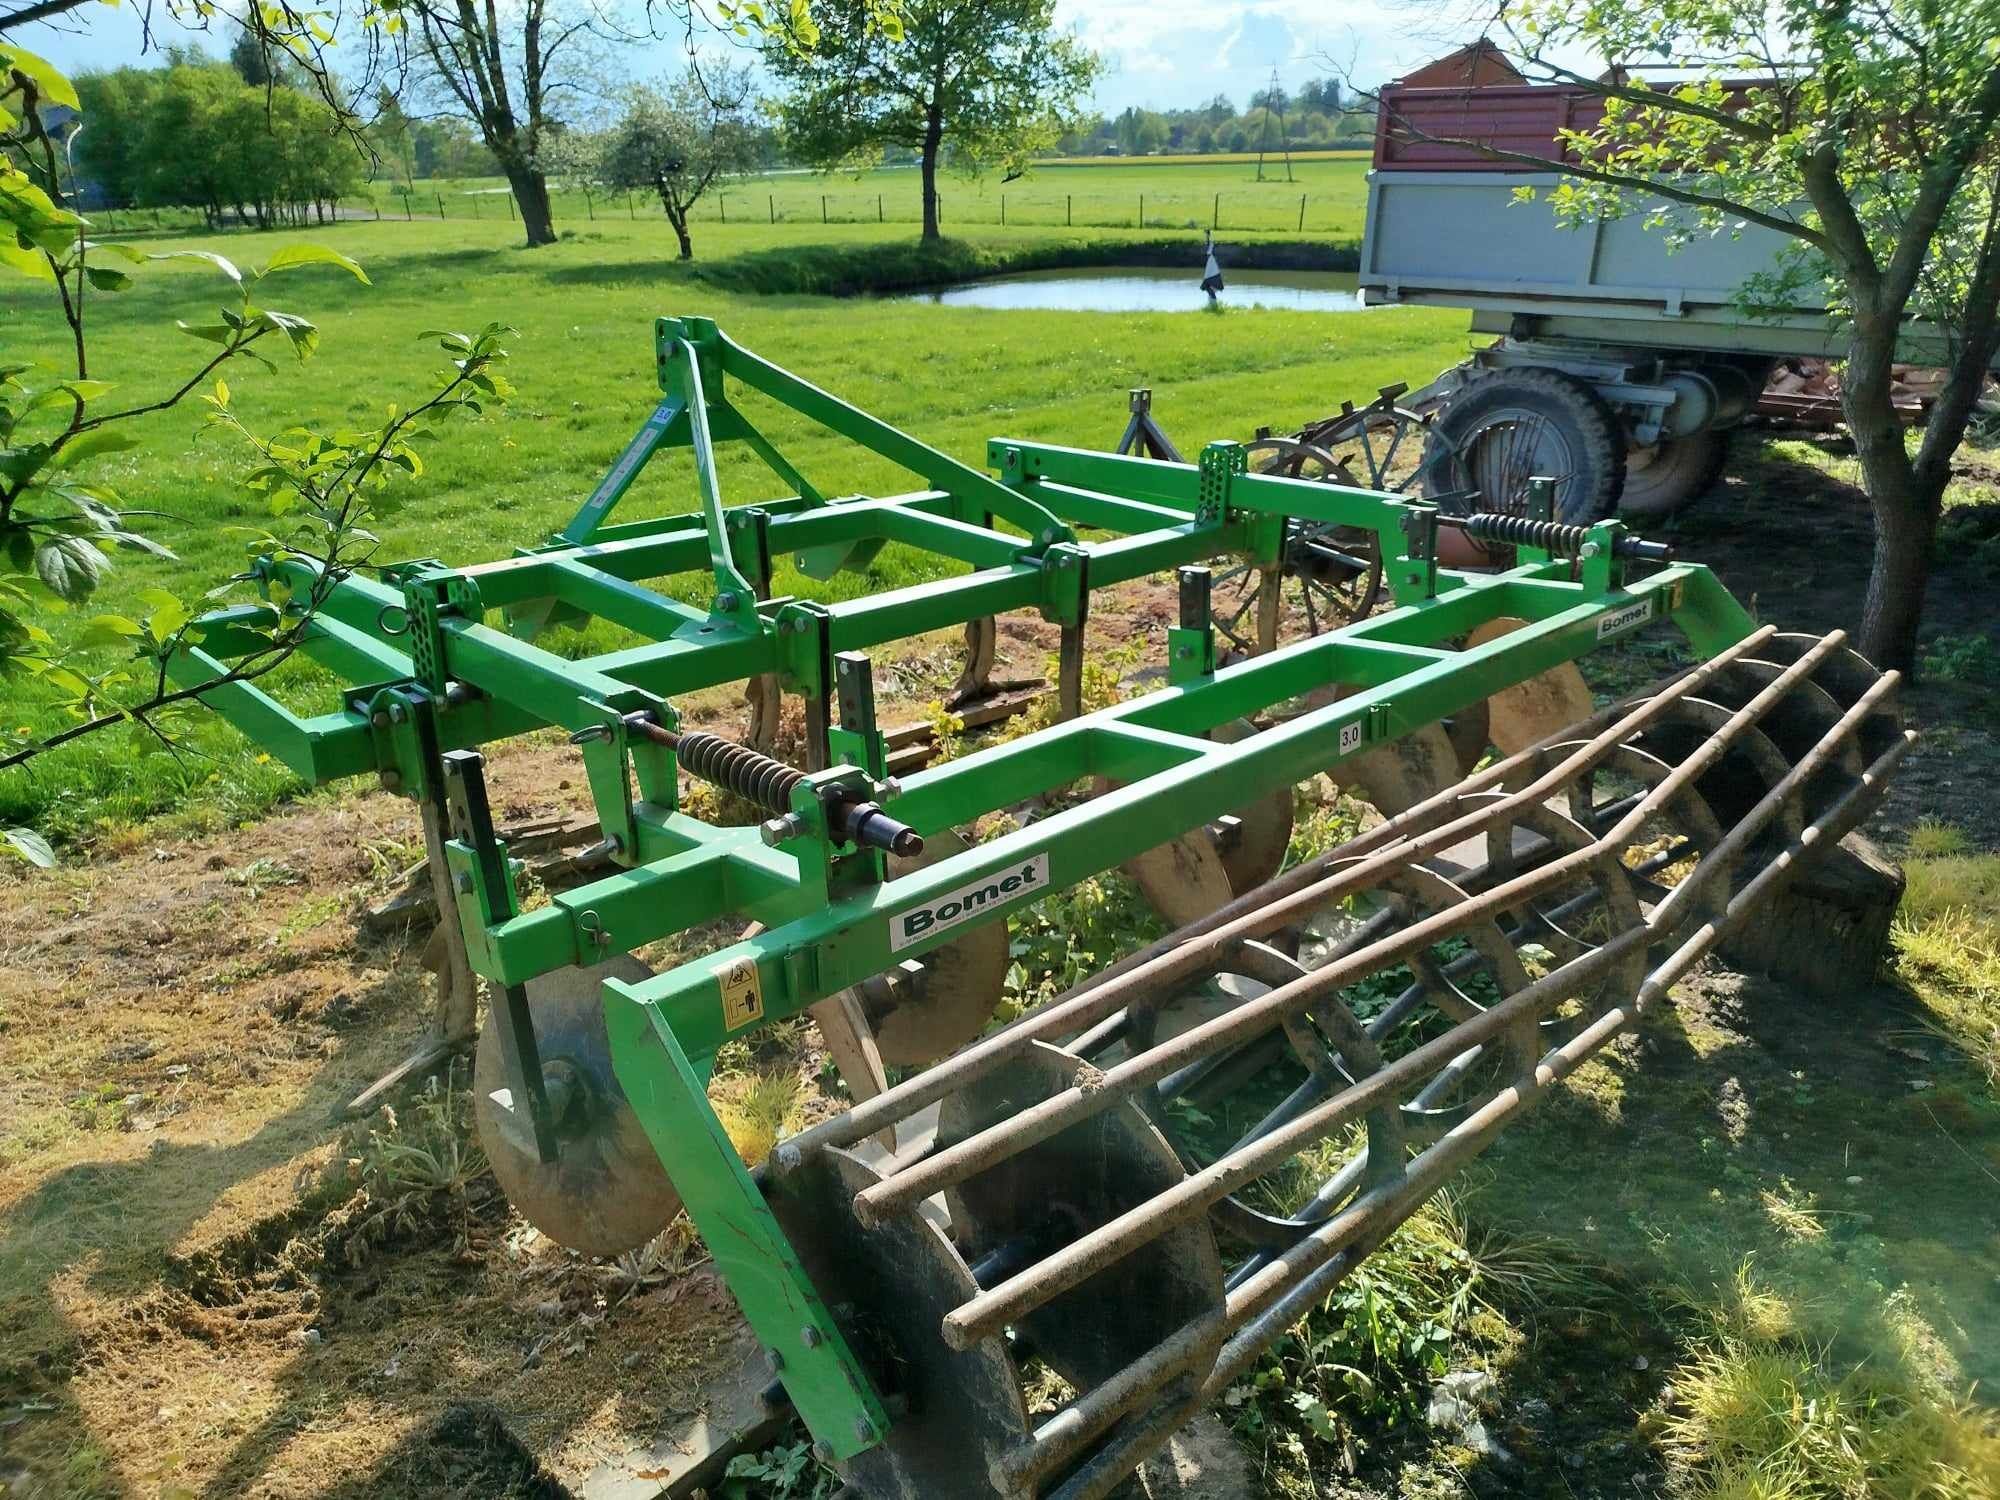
[800, 1325, 822, 1349]
[716, 593, 737, 613]
[760, 815, 807, 847]
[388, 702, 408, 725]
[854, 1417, 874, 1443]
[812, 1441, 835, 1464]
[455, 872, 473, 894]
[370, 710, 390, 729]
[379, 770, 403, 791]
[767, 1348, 785, 1373]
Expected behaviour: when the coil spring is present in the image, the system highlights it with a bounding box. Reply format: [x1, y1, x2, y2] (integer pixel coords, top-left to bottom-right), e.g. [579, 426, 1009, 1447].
[1458, 512, 1591, 558]
[674, 730, 804, 814]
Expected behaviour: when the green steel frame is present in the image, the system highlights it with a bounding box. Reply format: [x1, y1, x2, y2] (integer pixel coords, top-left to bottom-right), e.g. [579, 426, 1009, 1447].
[174, 316, 1757, 1459]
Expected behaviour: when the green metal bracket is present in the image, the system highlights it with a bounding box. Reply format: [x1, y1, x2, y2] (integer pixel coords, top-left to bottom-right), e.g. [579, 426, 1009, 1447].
[606, 990, 889, 1459]
[558, 397, 689, 545]
[1038, 542, 1090, 625]
[402, 569, 485, 694]
[1168, 565, 1217, 685]
[1196, 440, 1246, 521]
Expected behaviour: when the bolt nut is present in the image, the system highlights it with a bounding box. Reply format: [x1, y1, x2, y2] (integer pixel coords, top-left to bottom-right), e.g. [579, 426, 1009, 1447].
[370, 710, 390, 729]
[760, 815, 804, 847]
[388, 702, 408, 724]
[766, 1348, 785, 1373]
[854, 1417, 874, 1443]
[715, 592, 737, 613]
[812, 1441, 835, 1464]
[880, 776, 903, 799]
[800, 1325, 822, 1349]
[455, 872, 473, 894]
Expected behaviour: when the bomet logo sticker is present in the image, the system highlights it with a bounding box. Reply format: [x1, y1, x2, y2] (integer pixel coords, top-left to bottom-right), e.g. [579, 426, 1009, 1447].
[1595, 597, 1656, 640]
[890, 854, 1050, 952]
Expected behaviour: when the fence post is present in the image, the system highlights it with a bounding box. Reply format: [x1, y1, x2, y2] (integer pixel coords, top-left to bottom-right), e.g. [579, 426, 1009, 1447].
[719, 194, 726, 224]
[472, 195, 479, 218]
[1000, 193, 1005, 226]
[584, 188, 593, 220]
[1066, 193, 1071, 227]
[769, 194, 775, 224]
[821, 194, 828, 224]
[1298, 193, 1306, 232]
[878, 193, 883, 222]
[438, 193, 446, 219]
[1213, 192, 1219, 230]
[508, 192, 516, 220]
[1138, 193, 1144, 226]
[402, 191, 412, 221]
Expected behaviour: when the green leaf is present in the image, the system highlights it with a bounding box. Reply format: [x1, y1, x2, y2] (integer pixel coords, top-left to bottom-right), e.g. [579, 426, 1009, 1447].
[76, 611, 143, 649]
[81, 240, 146, 264]
[176, 320, 235, 345]
[32, 534, 106, 601]
[0, 235, 54, 283]
[0, 44, 79, 109]
[83, 265, 131, 292]
[52, 429, 139, 469]
[260, 244, 370, 284]
[144, 592, 190, 643]
[0, 443, 50, 486]
[151, 249, 242, 286]
[256, 309, 319, 359]
[3, 826, 56, 868]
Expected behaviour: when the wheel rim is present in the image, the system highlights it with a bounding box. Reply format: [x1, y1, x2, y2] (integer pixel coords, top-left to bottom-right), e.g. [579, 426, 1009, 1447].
[1445, 409, 1578, 517]
[1212, 435, 1387, 654]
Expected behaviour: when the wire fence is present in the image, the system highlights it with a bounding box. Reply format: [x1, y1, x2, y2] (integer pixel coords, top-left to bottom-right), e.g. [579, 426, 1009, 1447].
[86, 178, 1370, 240]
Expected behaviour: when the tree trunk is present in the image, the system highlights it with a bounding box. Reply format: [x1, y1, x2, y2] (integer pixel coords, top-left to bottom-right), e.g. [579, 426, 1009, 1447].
[920, 107, 943, 242]
[662, 190, 694, 259]
[502, 158, 558, 247]
[1844, 313, 1937, 677]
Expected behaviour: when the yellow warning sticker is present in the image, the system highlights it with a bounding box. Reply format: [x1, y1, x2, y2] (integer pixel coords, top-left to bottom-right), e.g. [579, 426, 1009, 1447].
[716, 956, 765, 1031]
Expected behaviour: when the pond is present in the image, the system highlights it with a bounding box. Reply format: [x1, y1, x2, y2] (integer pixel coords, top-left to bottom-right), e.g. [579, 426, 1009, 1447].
[899, 266, 1367, 313]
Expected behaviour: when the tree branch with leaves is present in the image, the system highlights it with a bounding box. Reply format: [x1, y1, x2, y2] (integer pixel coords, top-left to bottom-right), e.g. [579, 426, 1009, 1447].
[1, 44, 512, 864]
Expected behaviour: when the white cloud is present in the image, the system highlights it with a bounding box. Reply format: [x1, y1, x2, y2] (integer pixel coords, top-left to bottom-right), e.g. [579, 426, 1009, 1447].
[1055, 0, 1452, 114]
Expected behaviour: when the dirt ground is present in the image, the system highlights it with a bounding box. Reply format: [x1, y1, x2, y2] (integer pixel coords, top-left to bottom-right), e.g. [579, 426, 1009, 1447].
[2, 424, 1997, 1499]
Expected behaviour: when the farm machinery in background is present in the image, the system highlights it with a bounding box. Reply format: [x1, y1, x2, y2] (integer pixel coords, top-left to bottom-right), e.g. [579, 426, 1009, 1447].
[1234, 72, 2000, 549]
[179, 316, 1909, 1498]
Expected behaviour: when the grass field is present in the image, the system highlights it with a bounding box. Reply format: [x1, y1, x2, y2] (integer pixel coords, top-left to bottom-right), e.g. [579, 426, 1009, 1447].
[364, 152, 1376, 238]
[0, 213, 1466, 842]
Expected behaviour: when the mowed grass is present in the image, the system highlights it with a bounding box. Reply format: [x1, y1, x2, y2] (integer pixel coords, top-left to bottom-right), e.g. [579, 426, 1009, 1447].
[0, 214, 1468, 841]
[388, 153, 1376, 237]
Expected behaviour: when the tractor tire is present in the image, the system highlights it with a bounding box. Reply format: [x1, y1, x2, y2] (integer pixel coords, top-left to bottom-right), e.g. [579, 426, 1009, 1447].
[1422, 367, 1626, 523]
[1619, 428, 1731, 520]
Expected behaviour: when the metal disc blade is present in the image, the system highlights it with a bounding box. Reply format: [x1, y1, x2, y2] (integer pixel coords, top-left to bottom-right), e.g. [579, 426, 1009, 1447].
[473, 953, 682, 1258]
[1209, 718, 1294, 894]
[1465, 617, 1594, 755]
[1339, 719, 1461, 815]
[939, 1041, 1226, 1394]
[1125, 831, 1238, 929]
[767, 1145, 1034, 1500]
[856, 829, 1010, 1067]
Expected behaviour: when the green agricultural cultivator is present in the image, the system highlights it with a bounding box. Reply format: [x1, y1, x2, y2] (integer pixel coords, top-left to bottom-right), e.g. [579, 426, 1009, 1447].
[178, 318, 1911, 1498]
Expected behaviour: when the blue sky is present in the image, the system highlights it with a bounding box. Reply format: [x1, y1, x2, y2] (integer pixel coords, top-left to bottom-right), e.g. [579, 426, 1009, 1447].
[22, 0, 1467, 117]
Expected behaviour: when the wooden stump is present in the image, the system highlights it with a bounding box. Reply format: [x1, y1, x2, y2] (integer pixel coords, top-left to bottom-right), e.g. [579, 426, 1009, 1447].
[1720, 831, 1906, 992]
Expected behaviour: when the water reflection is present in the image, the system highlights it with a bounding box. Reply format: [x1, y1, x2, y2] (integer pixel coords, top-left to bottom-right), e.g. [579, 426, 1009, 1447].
[900, 266, 1366, 312]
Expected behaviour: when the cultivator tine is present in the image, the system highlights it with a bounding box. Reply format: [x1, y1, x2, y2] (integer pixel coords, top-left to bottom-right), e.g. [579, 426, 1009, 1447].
[759, 627, 1910, 1497]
